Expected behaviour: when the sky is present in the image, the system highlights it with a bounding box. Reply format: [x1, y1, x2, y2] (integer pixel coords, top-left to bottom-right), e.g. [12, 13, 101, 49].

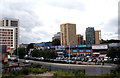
[0, 0, 119, 44]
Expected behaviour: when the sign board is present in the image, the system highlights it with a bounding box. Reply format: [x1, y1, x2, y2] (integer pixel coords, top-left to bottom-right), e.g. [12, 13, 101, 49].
[93, 52, 100, 54]
[55, 46, 65, 50]
[73, 50, 77, 52]
[6, 46, 11, 52]
[92, 45, 108, 49]
[78, 45, 87, 47]
[8, 55, 10, 59]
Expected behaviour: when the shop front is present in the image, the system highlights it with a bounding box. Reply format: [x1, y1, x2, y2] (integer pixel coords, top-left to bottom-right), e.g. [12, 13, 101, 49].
[92, 44, 108, 57]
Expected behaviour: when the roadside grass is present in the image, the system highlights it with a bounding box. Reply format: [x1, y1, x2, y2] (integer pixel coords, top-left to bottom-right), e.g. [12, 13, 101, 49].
[53, 69, 85, 78]
[53, 66, 120, 78]
[2, 65, 47, 78]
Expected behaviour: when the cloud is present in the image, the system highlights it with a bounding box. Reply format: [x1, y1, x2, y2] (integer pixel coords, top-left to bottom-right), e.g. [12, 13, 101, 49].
[0, 0, 44, 43]
[0, 0, 119, 43]
[47, 0, 86, 11]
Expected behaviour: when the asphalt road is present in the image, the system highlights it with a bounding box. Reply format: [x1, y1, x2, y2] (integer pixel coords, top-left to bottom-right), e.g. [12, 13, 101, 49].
[20, 59, 117, 76]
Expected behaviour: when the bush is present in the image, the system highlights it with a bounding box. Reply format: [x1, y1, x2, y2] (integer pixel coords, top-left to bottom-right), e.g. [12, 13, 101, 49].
[54, 70, 75, 77]
[3, 65, 9, 68]
[31, 68, 44, 74]
[41, 66, 47, 72]
[53, 70, 85, 77]
[99, 65, 120, 78]
[20, 68, 30, 75]
[2, 66, 47, 77]
[2, 72, 15, 78]
[111, 65, 120, 73]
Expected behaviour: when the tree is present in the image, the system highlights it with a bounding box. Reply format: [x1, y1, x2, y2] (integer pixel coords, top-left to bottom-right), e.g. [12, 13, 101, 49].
[14, 47, 27, 59]
[31, 49, 57, 59]
[52, 39, 60, 46]
[107, 47, 118, 60]
[27, 43, 34, 52]
[116, 47, 120, 58]
[31, 49, 39, 57]
[100, 39, 120, 44]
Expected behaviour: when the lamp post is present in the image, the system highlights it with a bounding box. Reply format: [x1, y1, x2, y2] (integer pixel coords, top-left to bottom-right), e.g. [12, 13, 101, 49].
[17, 46, 19, 66]
[69, 42, 70, 65]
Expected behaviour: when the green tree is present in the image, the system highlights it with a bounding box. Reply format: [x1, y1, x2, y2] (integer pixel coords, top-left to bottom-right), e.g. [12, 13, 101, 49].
[52, 39, 60, 46]
[116, 47, 120, 58]
[31, 49, 57, 59]
[31, 49, 39, 57]
[27, 43, 34, 52]
[107, 47, 118, 60]
[14, 48, 27, 59]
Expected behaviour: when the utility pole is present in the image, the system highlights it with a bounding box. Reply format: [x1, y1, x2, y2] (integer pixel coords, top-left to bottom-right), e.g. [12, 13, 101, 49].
[69, 42, 70, 64]
[17, 46, 19, 66]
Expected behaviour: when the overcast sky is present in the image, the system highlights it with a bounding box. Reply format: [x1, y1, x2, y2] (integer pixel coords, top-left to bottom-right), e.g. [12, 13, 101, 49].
[0, 0, 119, 44]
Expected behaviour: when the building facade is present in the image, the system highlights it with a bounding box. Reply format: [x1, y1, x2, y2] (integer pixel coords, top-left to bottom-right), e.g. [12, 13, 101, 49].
[52, 32, 60, 41]
[95, 30, 101, 44]
[0, 18, 19, 55]
[76, 34, 83, 45]
[60, 23, 77, 46]
[19, 44, 28, 48]
[86, 27, 95, 44]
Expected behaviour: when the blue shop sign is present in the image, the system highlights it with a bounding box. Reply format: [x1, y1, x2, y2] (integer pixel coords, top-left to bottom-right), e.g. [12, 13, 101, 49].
[73, 50, 77, 52]
[86, 50, 91, 52]
[78, 45, 87, 47]
[79, 50, 84, 52]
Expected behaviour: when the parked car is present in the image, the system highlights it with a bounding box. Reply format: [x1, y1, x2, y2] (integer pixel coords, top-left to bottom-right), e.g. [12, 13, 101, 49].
[104, 57, 108, 61]
[66, 60, 76, 64]
[10, 55, 18, 62]
[23, 60, 30, 64]
[88, 58, 92, 62]
[113, 58, 120, 64]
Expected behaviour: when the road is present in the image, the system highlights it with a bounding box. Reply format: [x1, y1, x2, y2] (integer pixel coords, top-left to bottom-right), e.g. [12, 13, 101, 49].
[20, 59, 117, 76]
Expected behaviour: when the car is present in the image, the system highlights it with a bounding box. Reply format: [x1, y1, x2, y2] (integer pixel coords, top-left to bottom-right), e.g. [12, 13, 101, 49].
[36, 57, 41, 60]
[88, 59, 92, 62]
[23, 60, 29, 64]
[66, 60, 76, 64]
[104, 57, 108, 61]
[41, 57, 44, 60]
[114, 58, 120, 62]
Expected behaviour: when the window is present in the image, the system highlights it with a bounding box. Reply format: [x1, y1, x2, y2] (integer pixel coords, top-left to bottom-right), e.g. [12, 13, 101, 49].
[79, 50, 84, 52]
[86, 50, 91, 52]
[3, 20, 4, 26]
[6, 20, 8, 26]
[73, 50, 77, 52]
[11, 21, 18, 27]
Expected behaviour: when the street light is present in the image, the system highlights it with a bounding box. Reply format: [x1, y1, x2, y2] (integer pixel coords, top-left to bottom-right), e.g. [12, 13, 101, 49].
[17, 46, 19, 66]
[68, 41, 74, 66]
[69, 42, 70, 65]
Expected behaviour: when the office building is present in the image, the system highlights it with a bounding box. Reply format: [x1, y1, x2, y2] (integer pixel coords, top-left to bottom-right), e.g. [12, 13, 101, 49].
[86, 27, 95, 44]
[60, 23, 77, 46]
[95, 30, 101, 44]
[52, 32, 60, 41]
[0, 18, 19, 55]
[76, 34, 83, 45]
